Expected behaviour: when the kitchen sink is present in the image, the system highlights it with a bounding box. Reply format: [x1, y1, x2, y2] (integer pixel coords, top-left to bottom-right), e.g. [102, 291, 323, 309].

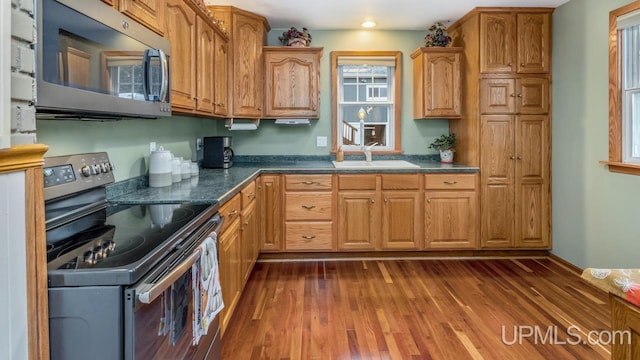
[332, 160, 420, 169]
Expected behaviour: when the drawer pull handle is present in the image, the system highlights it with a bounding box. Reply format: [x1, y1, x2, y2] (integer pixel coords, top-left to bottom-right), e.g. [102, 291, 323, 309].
[444, 181, 458, 185]
[228, 209, 238, 217]
[302, 181, 316, 185]
[301, 205, 316, 210]
[302, 235, 316, 240]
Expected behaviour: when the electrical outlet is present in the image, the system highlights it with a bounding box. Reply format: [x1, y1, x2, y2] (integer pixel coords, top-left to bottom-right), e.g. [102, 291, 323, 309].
[149, 142, 156, 153]
[196, 138, 203, 150]
[316, 136, 328, 147]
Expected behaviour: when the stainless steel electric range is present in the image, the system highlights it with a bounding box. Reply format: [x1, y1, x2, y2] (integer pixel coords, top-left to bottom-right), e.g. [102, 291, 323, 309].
[44, 152, 222, 360]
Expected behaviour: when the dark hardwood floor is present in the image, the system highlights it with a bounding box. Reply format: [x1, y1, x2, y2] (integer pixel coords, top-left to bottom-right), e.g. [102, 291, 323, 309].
[221, 258, 611, 359]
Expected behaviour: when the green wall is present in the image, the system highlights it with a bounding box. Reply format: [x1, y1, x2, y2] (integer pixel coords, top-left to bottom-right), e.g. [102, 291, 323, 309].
[553, 0, 640, 268]
[36, 29, 449, 181]
[216, 30, 449, 155]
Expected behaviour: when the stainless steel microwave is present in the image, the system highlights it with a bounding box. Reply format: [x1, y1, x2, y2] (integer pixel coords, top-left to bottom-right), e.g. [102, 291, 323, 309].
[35, 0, 171, 119]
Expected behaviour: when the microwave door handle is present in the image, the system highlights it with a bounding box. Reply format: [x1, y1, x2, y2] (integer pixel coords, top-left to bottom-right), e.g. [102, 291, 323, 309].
[158, 49, 169, 103]
[142, 49, 152, 101]
[137, 248, 201, 304]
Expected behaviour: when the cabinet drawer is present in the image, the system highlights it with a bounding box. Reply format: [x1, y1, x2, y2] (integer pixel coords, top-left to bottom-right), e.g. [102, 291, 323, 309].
[337, 175, 377, 190]
[381, 174, 419, 190]
[425, 174, 476, 190]
[285, 222, 333, 251]
[285, 175, 332, 191]
[219, 194, 241, 234]
[241, 180, 257, 208]
[285, 193, 333, 220]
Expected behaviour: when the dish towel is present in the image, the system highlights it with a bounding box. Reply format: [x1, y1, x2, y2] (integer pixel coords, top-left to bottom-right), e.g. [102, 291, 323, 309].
[192, 234, 224, 345]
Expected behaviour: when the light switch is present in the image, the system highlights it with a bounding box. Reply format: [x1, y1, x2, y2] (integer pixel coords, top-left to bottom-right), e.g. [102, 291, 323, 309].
[316, 136, 328, 147]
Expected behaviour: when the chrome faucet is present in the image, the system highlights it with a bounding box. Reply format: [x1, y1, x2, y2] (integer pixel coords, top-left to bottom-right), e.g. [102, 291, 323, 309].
[362, 142, 377, 163]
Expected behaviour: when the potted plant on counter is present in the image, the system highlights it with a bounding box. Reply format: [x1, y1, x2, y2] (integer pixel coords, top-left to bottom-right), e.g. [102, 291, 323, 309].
[429, 133, 456, 163]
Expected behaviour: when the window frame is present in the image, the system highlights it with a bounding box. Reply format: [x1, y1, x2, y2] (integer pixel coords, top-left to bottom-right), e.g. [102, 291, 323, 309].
[331, 51, 402, 154]
[606, 1, 640, 175]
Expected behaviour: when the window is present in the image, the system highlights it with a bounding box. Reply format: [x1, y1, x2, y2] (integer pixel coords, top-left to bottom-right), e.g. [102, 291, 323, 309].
[331, 51, 402, 153]
[101, 52, 161, 100]
[607, 2, 640, 174]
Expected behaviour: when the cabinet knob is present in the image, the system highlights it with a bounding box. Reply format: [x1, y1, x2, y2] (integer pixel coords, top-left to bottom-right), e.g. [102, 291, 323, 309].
[517, 155, 522, 160]
[520, 63, 525, 67]
[384, 197, 388, 203]
[508, 62, 513, 67]
[510, 93, 516, 98]
[427, 199, 431, 203]
[194, 97, 198, 101]
[301, 205, 316, 210]
[517, 94, 523, 98]
[370, 198, 375, 204]
[510, 155, 516, 160]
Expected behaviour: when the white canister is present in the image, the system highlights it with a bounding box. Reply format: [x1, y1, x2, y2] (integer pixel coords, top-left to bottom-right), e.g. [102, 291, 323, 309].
[171, 157, 182, 183]
[181, 159, 191, 179]
[149, 146, 172, 187]
[190, 162, 199, 177]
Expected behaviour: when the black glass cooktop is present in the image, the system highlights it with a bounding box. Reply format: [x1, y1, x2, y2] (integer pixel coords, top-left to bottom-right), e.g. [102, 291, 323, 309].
[47, 202, 212, 274]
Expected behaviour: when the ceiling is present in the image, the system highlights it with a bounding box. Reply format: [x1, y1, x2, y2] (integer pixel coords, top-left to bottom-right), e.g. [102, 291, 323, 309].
[203, 0, 571, 31]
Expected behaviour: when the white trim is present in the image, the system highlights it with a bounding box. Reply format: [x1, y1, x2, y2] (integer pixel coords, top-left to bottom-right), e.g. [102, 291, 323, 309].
[0, 1, 10, 149]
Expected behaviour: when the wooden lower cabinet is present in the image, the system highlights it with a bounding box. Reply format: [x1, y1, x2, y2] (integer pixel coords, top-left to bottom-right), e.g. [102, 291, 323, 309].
[337, 191, 378, 250]
[218, 216, 240, 335]
[283, 174, 335, 251]
[381, 191, 422, 249]
[611, 294, 640, 360]
[240, 201, 257, 284]
[424, 174, 479, 249]
[259, 175, 283, 252]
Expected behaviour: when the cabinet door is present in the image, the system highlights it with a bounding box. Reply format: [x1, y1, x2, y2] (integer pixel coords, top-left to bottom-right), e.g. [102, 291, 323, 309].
[259, 175, 282, 252]
[240, 202, 257, 284]
[425, 191, 477, 249]
[337, 191, 378, 250]
[166, 0, 196, 111]
[196, 16, 215, 115]
[515, 115, 550, 248]
[213, 31, 229, 117]
[263, 49, 321, 118]
[423, 51, 461, 118]
[231, 13, 263, 118]
[218, 219, 241, 335]
[480, 13, 515, 73]
[516, 77, 549, 114]
[516, 13, 551, 74]
[381, 191, 421, 249]
[480, 115, 515, 248]
[481, 78, 516, 114]
[120, 0, 165, 35]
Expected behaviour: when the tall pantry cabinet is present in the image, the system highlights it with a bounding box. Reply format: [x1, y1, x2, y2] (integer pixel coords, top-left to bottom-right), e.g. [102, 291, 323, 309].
[448, 8, 552, 249]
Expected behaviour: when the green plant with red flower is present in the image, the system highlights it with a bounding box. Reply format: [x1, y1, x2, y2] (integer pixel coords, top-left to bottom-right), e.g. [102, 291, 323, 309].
[278, 27, 312, 45]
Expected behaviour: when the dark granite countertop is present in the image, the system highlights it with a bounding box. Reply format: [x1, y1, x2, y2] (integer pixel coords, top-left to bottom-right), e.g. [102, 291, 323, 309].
[107, 156, 479, 206]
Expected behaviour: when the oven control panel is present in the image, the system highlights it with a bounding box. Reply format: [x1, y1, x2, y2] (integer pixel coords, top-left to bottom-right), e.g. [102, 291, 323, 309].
[43, 152, 115, 201]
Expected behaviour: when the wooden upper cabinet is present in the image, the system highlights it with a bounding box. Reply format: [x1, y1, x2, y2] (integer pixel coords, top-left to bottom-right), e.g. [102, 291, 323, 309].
[411, 47, 462, 119]
[480, 11, 550, 74]
[208, 6, 270, 119]
[213, 31, 229, 117]
[481, 77, 549, 114]
[480, 13, 515, 73]
[166, 0, 197, 111]
[263, 47, 323, 119]
[517, 13, 551, 73]
[101, 0, 117, 8]
[196, 16, 215, 114]
[120, 0, 166, 35]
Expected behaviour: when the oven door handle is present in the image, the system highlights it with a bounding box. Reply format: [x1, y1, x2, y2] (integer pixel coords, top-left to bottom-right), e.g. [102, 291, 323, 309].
[136, 213, 223, 304]
[137, 249, 201, 304]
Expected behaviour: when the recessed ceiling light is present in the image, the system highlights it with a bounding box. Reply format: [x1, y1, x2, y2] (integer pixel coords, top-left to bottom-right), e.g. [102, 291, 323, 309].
[361, 21, 376, 28]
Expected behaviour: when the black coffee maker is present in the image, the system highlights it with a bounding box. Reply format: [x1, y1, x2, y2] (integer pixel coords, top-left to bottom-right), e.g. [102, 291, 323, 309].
[203, 136, 233, 168]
